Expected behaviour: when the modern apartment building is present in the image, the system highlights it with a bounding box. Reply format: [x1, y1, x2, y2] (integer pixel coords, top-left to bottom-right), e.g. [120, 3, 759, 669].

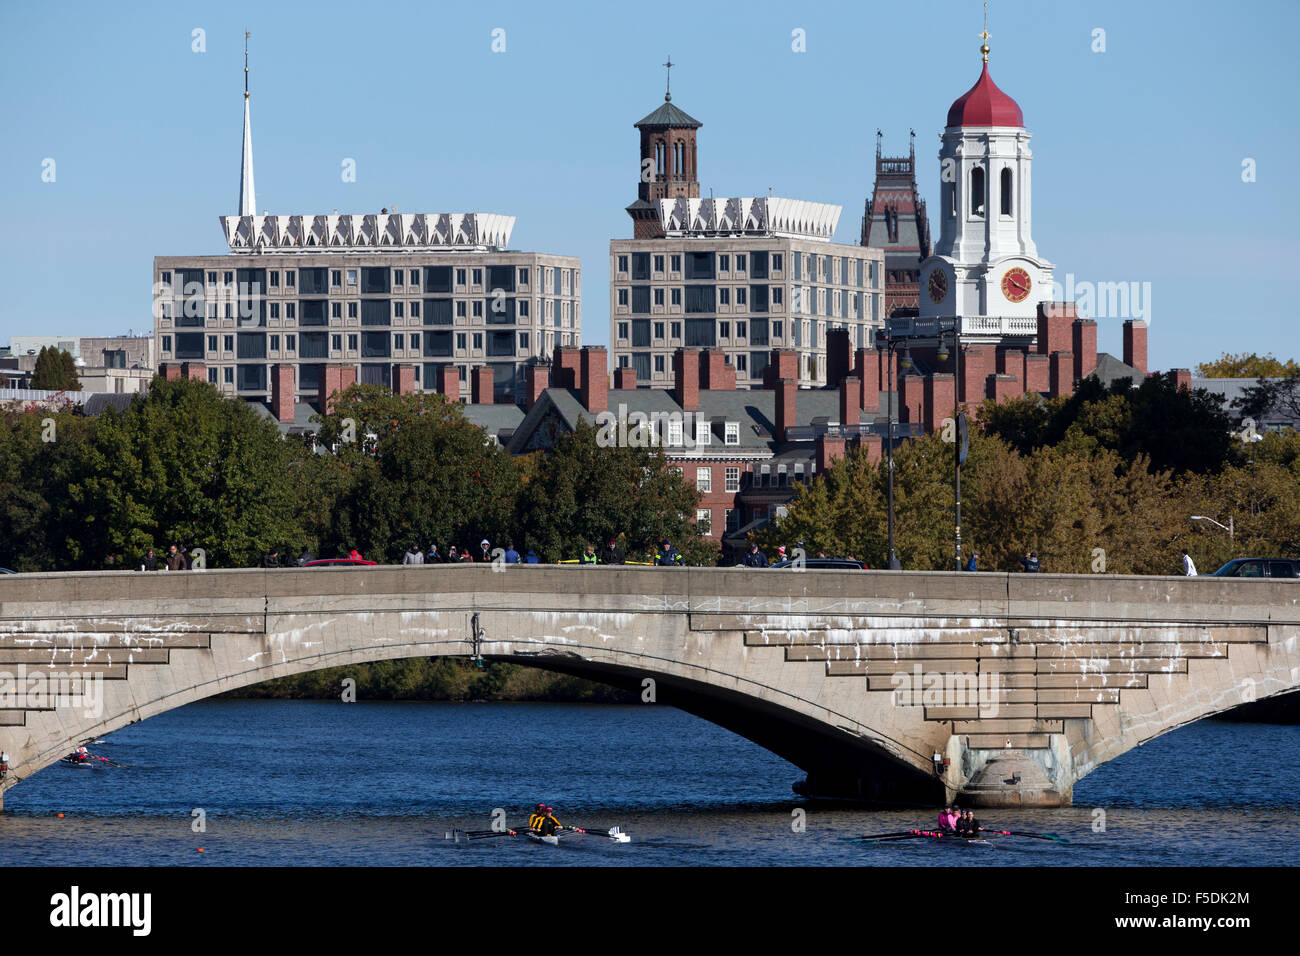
[610, 197, 885, 389]
[154, 230, 581, 409]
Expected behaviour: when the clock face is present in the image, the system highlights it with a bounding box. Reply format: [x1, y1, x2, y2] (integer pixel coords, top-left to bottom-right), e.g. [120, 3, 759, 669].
[927, 269, 948, 304]
[1001, 267, 1032, 303]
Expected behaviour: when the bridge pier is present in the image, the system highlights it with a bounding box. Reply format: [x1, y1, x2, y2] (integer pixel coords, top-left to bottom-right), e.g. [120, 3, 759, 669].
[959, 748, 1071, 808]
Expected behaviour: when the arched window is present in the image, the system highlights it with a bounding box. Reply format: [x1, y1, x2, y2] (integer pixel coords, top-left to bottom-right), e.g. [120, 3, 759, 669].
[970, 167, 985, 216]
[1000, 168, 1013, 216]
[674, 142, 684, 180]
[654, 141, 665, 180]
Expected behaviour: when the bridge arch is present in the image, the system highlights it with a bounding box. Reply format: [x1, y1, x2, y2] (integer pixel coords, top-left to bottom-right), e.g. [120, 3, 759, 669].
[2, 566, 1297, 809]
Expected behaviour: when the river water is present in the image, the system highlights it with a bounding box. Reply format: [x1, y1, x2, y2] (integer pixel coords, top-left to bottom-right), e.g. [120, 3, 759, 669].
[1, 700, 1296, 866]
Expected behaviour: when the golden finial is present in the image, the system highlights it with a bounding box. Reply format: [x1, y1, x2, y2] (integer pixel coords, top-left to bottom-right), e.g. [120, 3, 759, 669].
[980, 1, 990, 62]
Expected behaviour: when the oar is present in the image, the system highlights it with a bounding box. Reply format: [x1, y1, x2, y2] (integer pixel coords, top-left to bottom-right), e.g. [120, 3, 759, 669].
[860, 829, 926, 840]
[1005, 830, 1070, 844]
[563, 825, 631, 843]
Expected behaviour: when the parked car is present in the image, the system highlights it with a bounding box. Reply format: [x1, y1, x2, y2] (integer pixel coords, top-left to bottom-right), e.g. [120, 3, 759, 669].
[1211, 558, 1300, 579]
[303, 558, 379, 568]
[766, 558, 869, 570]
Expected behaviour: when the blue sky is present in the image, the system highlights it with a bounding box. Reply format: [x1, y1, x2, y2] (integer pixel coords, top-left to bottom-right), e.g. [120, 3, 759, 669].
[1, 0, 1296, 371]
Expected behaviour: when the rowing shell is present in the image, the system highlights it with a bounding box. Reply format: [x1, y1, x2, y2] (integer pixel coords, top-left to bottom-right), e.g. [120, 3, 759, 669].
[527, 832, 562, 846]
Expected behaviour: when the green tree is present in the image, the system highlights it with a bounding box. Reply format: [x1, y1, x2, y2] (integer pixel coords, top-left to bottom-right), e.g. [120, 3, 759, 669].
[65, 376, 307, 568]
[1196, 352, 1299, 378]
[515, 420, 711, 564]
[29, 347, 81, 391]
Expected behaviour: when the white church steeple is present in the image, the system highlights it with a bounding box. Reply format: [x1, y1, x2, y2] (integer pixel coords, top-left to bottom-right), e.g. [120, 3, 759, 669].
[238, 30, 256, 217]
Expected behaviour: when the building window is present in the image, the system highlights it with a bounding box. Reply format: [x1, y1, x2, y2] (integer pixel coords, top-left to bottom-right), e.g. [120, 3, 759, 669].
[394, 301, 404, 318]
[207, 335, 217, 352]
[737, 321, 747, 339]
[519, 267, 529, 285]
[285, 303, 296, 320]
[519, 332, 529, 350]
[331, 302, 341, 318]
[719, 321, 730, 339]
[1001, 167, 1013, 215]
[472, 268, 482, 285]
[772, 253, 783, 272]
[456, 301, 467, 318]
[223, 335, 234, 352]
[331, 270, 341, 287]
[725, 463, 740, 487]
[654, 255, 664, 273]
[207, 271, 217, 284]
[773, 320, 783, 340]
[696, 509, 711, 533]
[695, 421, 711, 446]
[410, 301, 420, 318]
[971, 166, 986, 216]
[473, 333, 483, 350]
[736, 354, 747, 372]
[772, 287, 783, 307]
[736, 254, 746, 273]
[162, 335, 172, 353]
[347, 334, 358, 351]
[518, 299, 529, 317]
[457, 332, 467, 351]
[618, 321, 629, 340]
[654, 354, 666, 374]
[696, 466, 712, 492]
[269, 271, 279, 287]
[671, 321, 681, 339]
[269, 303, 280, 320]
[394, 270, 404, 287]
[667, 419, 683, 444]
[270, 334, 280, 351]
[332, 334, 342, 351]
[670, 254, 681, 273]
[736, 288, 747, 306]
[223, 366, 233, 384]
[654, 321, 665, 340]
[472, 301, 483, 318]
[410, 333, 419, 349]
[410, 269, 420, 287]
[394, 333, 404, 350]
[286, 334, 296, 351]
[654, 288, 665, 306]
[719, 254, 730, 272]
[719, 288, 730, 306]
[456, 268, 467, 286]
[617, 255, 629, 274]
[207, 367, 217, 384]
[346, 269, 358, 286]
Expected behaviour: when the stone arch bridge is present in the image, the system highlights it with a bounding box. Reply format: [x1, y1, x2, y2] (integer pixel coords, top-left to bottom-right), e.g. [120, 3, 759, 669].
[1, 566, 1296, 810]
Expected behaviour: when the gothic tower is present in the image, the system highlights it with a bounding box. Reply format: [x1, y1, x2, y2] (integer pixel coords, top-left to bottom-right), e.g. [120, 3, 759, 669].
[626, 59, 702, 239]
[861, 132, 932, 317]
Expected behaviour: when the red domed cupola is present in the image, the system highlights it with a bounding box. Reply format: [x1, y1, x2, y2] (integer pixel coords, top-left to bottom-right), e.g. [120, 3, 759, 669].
[946, 62, 1023, 129]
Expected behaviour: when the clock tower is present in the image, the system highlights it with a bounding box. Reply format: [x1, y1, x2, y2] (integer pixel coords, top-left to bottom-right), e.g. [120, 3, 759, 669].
[919, 34, 1054, 328]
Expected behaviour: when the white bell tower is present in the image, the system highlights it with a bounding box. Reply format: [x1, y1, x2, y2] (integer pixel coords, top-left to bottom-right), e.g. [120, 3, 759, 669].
[919, 31, 1053, 325]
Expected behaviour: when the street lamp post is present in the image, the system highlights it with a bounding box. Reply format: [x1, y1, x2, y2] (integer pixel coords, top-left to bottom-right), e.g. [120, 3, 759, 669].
[882, 333, 909, 570]
[936, 319, 966, 571]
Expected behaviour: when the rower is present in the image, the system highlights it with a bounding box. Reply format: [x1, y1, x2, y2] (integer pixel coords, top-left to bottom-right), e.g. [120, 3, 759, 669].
[528, 802, 547, 831]
[961, 809, 982, 836]
[538, 806, 562, 836]
[937, 805, 960, 833]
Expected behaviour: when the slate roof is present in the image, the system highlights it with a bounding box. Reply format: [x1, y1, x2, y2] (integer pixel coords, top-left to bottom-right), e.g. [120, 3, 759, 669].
[634, 100, 703, 129]
[1090, 352, 1144, 390]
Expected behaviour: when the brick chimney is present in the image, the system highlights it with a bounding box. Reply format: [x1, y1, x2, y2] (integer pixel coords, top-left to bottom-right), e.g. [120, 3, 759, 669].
[900, 374, 925, 424]
[525, 362, 550, 410]
[390, 363, 416, 396]
[764, 349, 798, 389]
[1037, 301, 1076, 356]
[319, 364, 344, 415]
[1123, 319, 1149, 375]
[160, 363, 182, 381]
[340, 364, 357, 392]
[854, 347, 880, 413]
[773, 378, 797, 442]
[826, 328, 852, 388]
[437, 364, 460, 403]
[816, 434, 846, 473]
[271, 364, 295, 423]
[1024, 353, 1050, 394]
[553, 345, 580, 389]
[988, 373, 1019, 402]
[699, 348, 736, 391]
[959, 346, 994, 406]
[579, 346, 608, 413]
[861, 432, 883, 466]
[614, 365, 636, 390]
[924, 373, 955, 434]
[472, 366, 495, 405]
[1049, 351, 1074, 398]
[1071, 319, 1098, 383]
[182, 362, 206, 381]
[673, 348, 701, 411]
[839, 376, 861, 427]
[1172, 368, 1192, 392]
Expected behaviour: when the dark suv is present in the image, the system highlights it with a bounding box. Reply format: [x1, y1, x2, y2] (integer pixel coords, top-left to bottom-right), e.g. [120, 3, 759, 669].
[1211, 558, 1300, 579]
